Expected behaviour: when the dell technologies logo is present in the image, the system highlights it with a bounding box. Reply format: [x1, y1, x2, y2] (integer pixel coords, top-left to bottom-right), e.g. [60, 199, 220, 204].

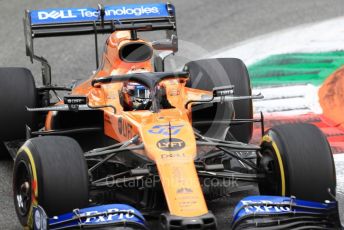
[37, 6, 160, 20]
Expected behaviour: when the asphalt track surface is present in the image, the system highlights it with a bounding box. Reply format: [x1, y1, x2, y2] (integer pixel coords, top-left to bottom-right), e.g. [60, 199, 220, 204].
[1, 0, 344, 229]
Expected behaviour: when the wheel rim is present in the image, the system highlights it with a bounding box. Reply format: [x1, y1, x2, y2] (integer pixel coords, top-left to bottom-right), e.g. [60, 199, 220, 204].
[259, 148, 282, 195]
[14, 160, 32, 217]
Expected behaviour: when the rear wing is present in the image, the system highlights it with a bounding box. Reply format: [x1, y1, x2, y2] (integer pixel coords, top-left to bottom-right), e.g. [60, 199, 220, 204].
[25, 3, 176, 37]
[23, 3, 177, 85]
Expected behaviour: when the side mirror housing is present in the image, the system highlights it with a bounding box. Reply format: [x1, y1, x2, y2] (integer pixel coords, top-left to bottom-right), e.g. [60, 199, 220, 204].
[64, 95, 88, 105]
[152, 35, 178, 52]
[213, 85, 234, 97]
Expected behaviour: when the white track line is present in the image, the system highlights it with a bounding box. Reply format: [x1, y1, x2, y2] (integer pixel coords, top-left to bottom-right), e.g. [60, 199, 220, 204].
[253, 84, 322, 115]
[253, 85, 321, 115]
[210, 16, 344, 65]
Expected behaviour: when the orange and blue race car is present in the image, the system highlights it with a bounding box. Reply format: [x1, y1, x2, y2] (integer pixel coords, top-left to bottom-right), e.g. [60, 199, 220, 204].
[0, 3, 342, 230]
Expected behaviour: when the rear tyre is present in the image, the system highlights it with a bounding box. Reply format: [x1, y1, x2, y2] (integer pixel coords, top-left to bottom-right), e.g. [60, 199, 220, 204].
[185, 58, 253, 142]
[0, 68, 37, 142]
[258, 123, 336, 202]
[13, 136, 89, 227]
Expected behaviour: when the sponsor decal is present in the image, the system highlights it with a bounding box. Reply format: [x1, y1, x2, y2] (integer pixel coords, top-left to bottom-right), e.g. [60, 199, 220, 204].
[178, 198, 198, 209]
[171, 167, 188, 185]
[241, 200, 291, 213]
[148, 125, 183, 136]
[118, 117, 133, 139]
[37, 10, 77, 20]
[30, 4, 169, 24]
[161, 152, 186, 159]
[37, 7, 159, 20]
[64, 96, 87, 105]
[177, 187, 193, 194]
[169, 89, 180, 96]
[83, 208, 135, 223]
[157, 138, 185, 151]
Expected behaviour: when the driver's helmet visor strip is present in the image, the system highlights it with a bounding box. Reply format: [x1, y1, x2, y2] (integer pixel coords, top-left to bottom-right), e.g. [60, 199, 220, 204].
[127, 82, 150, 99]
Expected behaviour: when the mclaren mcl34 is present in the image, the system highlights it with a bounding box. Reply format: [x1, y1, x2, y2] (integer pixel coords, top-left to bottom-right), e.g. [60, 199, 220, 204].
[0, 3, 341, 230]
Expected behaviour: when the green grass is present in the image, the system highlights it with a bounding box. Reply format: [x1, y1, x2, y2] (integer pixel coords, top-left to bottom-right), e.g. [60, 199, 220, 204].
[248, 51, 344, 87]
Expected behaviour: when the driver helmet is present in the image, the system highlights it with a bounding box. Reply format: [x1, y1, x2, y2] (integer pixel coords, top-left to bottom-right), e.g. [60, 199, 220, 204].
[121, 68, 151, 110]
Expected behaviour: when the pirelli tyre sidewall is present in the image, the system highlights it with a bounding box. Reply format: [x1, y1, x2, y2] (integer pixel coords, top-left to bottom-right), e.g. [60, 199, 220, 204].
[13, 136, 89, 228]
[258, 123, 336, 202]
[13, 147, 37, 227]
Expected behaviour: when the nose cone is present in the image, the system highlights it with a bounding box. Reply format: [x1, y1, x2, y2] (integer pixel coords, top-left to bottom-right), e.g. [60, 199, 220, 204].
[140, 120, 208, 217]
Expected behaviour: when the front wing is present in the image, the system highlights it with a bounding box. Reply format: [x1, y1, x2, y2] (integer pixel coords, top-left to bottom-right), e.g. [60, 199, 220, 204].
[232, 195, 342, 230]
[32, 195, 342, 229]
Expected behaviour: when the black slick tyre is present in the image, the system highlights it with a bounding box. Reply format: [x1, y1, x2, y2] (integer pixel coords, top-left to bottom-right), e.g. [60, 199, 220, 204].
[13, 136, 89, 227]
[0, 68, 37, 142]
[259, 123, 336, 202]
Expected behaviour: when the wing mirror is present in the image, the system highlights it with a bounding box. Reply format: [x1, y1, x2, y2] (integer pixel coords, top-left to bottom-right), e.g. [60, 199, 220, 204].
[64, 95, 88, 111]
[152, 35, 178, 52]
[64, 95, 88, 105]
[213, 85, 234, 97]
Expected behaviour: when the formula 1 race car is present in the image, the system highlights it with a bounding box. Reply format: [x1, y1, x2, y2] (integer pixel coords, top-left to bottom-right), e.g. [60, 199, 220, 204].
[0, 3, 342, 230]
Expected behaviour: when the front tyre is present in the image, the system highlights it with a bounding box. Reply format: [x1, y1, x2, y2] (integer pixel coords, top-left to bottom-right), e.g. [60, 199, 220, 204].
[258, 123, 336, 202]
[13, 136, 89, 228]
